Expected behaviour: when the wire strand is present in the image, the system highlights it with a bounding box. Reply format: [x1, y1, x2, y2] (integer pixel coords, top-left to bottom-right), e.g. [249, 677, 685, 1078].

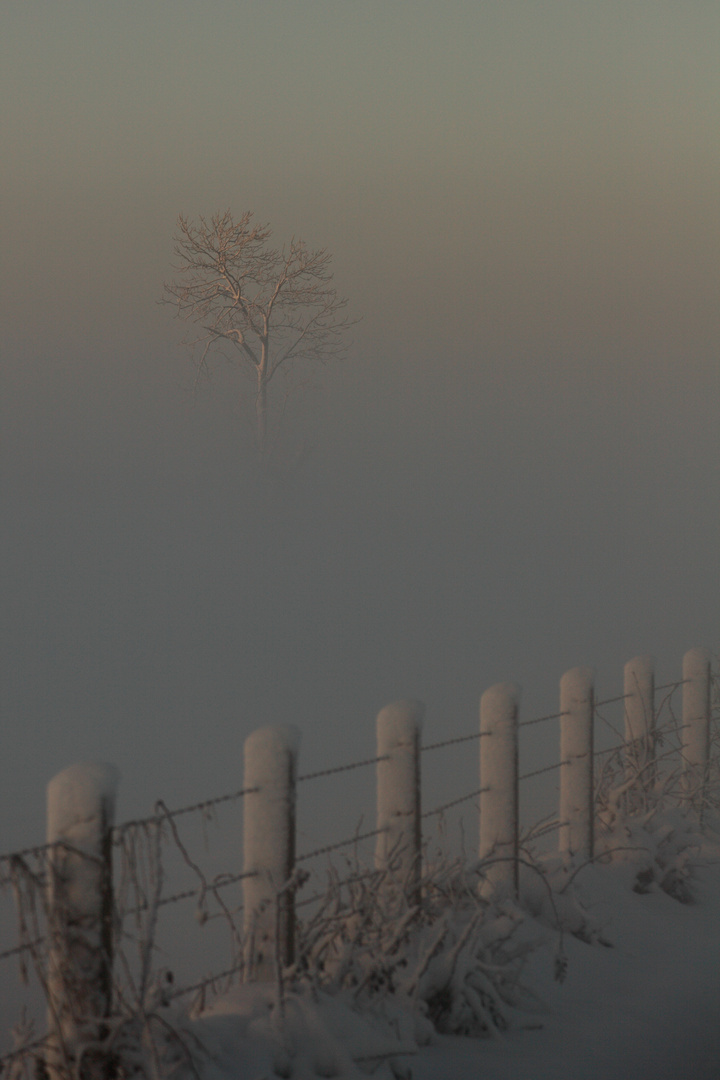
[594, 693, 632, 708]
[297, 827, 386, 864]
[298, 755, 388, 782]
[519, 760, 569, 782]
[422, 731, 488, 753]
[519, 710, 569, 728]
[112, 786, 259, 839]
[422, 786, 489, 818]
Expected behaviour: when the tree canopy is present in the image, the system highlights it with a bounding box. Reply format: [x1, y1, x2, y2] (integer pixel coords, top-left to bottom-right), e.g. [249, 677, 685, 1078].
[164, 211, 353, 451]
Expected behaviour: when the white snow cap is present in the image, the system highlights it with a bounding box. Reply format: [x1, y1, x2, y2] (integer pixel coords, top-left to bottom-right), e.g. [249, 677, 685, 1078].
[243, 723, 301, 779]
[480, 682, 520, 724]
[244, 723, 301, 758]
[47, 762, 119, 842]
[376, 700, 424, 746]
[560, 666, 594, 702]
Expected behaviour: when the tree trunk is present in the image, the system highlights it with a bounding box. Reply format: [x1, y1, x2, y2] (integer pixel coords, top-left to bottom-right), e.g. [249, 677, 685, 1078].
[256, 339, 269, 452]
[256, 371, 267, 452]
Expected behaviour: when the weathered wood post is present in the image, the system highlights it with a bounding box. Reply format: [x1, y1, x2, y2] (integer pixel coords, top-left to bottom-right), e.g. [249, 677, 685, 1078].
[46, 762, 119, 1080]
[681, 647, 712, 809]
[559, 667, 594, 861]
[624, 656, 655, 793]
[479, 684, 519, 897]
[375, 700, 424, 902]
[242, 725, 299, 982]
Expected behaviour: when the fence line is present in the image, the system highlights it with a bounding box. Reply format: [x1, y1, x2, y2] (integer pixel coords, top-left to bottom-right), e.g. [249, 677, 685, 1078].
[1, 647, 717, 1072]
[0, 694, 665, 872]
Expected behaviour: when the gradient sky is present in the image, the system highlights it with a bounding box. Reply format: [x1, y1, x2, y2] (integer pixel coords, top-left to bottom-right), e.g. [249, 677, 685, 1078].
[1, 1, 719, 870]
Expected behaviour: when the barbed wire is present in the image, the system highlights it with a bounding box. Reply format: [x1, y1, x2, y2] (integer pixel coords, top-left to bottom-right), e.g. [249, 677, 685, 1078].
[422, 786, 489, 818]
[593, 741, 626, 758]
[593, 693, 631, 708]
[297, 755, 388, 783]
[0, 673, 712, 1078]
[0, 837, 74, 868]
[0, 684, 699, 866]
[112, 786, 259, 840]
[519, 709, 568, 729]
[296, 827, 386, 864]
[519, 760, 569, 782]
[0, 673, 712, 1001]
[422, 731, 488, 753]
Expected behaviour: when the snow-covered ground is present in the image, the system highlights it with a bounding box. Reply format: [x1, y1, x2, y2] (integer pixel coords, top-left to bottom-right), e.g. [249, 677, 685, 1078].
[168, 831, 720, 1080]
[412, 858, 720, 1080]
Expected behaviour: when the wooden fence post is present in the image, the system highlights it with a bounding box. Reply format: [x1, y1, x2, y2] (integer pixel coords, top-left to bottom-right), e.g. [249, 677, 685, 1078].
[559, 667, 594, 861]
[624, 656, 655, 793]
[46, 762, 119, 1080]
[375, 700, 424, 902]
[242, 725, 299, 982]
[479, 684, 519, 897]
[682, 647, 712, 808]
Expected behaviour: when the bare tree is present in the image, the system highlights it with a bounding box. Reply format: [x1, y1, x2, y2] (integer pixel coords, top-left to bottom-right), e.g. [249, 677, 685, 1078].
[163, 210, 354, 451]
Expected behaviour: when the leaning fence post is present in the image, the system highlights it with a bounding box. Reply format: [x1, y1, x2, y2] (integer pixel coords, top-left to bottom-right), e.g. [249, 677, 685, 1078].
[242, 725, 299, 982]
[681, 647, 712, 809]
[624, 656, 655, 792]
[375, 700, 424, 901]
[559, 667, 594, 862]
[46, 762, 119, 1080]
[479, 683, 519, 897]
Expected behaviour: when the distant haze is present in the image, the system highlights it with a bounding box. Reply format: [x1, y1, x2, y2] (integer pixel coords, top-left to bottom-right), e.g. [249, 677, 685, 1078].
[1, 1, 719, 850]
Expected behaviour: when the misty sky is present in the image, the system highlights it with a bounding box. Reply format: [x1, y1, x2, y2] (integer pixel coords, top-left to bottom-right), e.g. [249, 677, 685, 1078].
[1, 1, 719, 854]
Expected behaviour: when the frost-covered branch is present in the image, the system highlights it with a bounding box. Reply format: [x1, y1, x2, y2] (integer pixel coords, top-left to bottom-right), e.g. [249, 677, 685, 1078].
[162, 210, 356, 453]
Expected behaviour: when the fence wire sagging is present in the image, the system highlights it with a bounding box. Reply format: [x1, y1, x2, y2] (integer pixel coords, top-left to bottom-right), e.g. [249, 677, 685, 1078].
[1, 649, 718, 1072]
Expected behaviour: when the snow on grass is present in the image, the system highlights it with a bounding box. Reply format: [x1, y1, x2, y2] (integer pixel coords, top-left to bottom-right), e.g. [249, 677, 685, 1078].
[149, 811, 720, 1080]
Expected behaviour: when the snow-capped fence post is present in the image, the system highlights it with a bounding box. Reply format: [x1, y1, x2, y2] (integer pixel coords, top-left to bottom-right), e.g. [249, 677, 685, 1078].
[479, 684, 519, 897]
[681, 647, 712, 810]
[559, 667, 594, 861]
[45, 762, 119, 1080]
[242, 724, 299, 982]
[623, 656, 655, 794]
[375, 700, 424, 902]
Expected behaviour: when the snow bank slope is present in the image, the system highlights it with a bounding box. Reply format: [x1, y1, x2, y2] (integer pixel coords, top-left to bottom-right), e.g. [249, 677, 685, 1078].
[413, 859, 720, 1080]
[180, 841, 720, 1080]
